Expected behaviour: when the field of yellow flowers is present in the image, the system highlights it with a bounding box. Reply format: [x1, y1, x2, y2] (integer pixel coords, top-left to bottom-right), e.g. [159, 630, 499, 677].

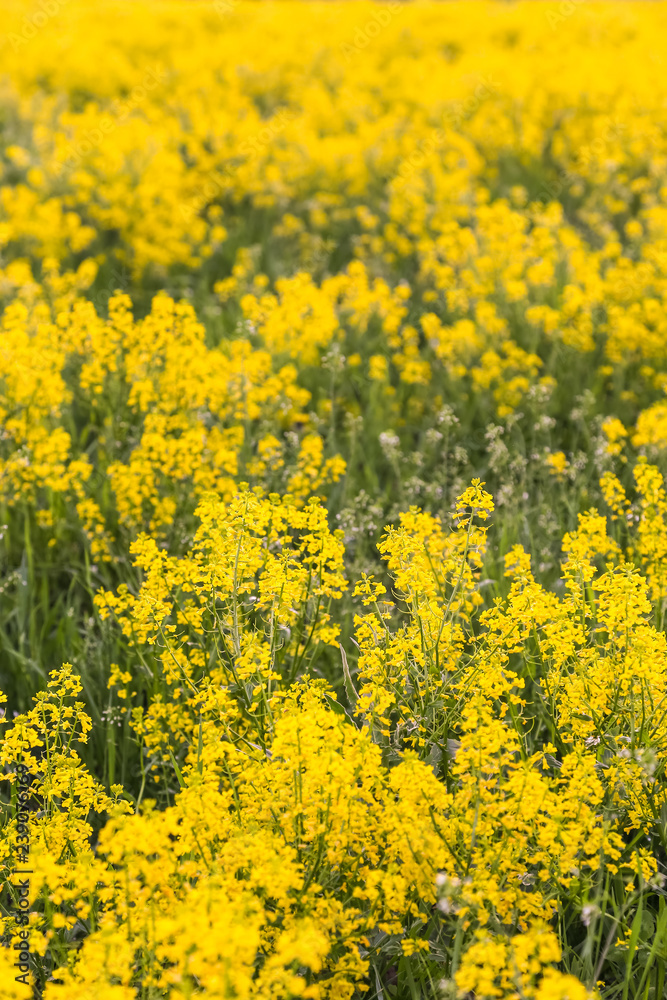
[4, 0, 667, 996]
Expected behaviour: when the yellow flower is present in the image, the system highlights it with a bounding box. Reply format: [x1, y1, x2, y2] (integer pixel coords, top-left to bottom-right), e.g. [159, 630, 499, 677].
[545, 451, 568, 477]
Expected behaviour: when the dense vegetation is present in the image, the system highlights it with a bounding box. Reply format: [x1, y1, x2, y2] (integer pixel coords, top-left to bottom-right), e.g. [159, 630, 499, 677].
[2, 1, 667, 996]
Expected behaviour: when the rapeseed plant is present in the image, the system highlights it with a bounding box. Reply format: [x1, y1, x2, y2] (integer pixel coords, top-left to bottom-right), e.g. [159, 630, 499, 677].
[1, 0, 667, 996]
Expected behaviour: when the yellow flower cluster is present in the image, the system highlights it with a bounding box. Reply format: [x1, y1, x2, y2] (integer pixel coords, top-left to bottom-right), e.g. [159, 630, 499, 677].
[4, 478, 665, 998]
[3, 0, 667, 574]
[3, 1, 667, 997]
[0, 281, 346, 554]
[2, 0, 667, 420]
